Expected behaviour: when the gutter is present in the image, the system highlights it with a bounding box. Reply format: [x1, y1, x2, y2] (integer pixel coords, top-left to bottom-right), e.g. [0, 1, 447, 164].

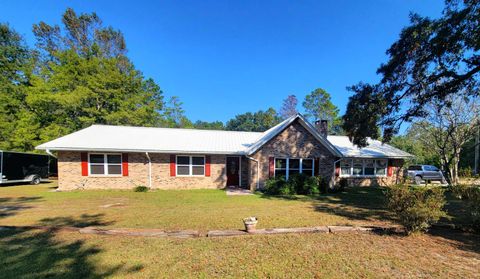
[145, 152, 152, 188]
[246, 156, 260, 190]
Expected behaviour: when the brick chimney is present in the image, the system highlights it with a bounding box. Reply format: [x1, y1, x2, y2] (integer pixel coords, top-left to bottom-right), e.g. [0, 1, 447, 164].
[315, 120, 328, 137]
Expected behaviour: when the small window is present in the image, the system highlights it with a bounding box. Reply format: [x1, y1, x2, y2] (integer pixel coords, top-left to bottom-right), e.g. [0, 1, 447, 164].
[275, 158, 287, 178]
[375, 160, 387, 175]
[364, 159, 375, 175]
[176, 156, 205, 176]
[89, 154, 122, 176]
[302, 159, 314, 176]
[340, 159, 352, 176]
[289, 159, 300, 176]
[352, 159, 363, 176]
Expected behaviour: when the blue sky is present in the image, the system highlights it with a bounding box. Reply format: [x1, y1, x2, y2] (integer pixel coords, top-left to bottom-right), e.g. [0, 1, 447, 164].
[1, 0, 444, 124]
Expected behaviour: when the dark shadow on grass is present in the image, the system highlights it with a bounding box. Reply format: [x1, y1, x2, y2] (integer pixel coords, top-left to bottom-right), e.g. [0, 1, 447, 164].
[0, 214, 143, 278]
[39, 213, 114, 228]
[260, 186, 394, 223]
[428, 227, 480, 254]
[0, 196, 43, 218]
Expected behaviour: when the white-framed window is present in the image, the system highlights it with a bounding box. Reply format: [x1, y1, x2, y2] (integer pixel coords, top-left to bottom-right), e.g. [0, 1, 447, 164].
[274, 158, 314, 179]
[176, 155, 205, 176]
[339, 158, 388, 177]
[89, 153, 122, 176]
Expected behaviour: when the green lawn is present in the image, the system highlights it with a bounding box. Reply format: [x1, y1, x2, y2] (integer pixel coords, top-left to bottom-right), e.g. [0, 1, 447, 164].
[0, 182, 478, 278]
[0, 181, 392, 231]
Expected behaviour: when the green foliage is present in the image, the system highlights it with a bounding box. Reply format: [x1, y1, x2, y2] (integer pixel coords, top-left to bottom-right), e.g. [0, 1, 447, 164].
[343, 1, 480, 144]
[193, 120, 225, 130]
[451, 185, 480, 227]
[390, 122, 441, 166]
[302, 88, 342, 134]
[385, 185, 446, 234]
[0, 9, 182, 151]
[134, 186, 149, 192]
[264, 176, 293, 195]
[0, 24, 32, 151]
[458, 167, 473, 178]
[226, 108, 281, 132]
[264, 174, 322, 196]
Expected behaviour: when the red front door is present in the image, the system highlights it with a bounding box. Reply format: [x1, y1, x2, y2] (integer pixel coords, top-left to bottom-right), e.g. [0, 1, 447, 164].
[226, 156, 240, 186]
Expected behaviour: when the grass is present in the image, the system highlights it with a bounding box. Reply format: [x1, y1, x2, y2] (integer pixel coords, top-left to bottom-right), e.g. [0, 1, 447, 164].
[0, 182, 478, 278]
[0, 181, 392, 231]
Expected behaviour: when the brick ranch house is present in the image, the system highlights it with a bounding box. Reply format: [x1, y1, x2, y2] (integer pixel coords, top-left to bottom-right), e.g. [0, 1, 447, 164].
[36, 114, 412, 191]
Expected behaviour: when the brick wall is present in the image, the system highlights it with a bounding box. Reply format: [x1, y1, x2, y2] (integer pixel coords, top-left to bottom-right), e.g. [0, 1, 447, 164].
[248, 119, 337, 190]
[57, 151, 227, 190]
[334, 159, 405, 187]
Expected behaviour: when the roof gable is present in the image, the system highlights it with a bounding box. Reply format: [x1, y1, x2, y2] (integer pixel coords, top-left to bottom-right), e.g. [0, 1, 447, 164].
[245, 114, 343, 157]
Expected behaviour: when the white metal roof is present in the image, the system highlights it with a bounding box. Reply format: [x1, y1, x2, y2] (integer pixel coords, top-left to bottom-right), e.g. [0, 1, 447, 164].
[327, 135, 412, 158]
[36, 125, 263, 154]
[36, 114, 412, 158]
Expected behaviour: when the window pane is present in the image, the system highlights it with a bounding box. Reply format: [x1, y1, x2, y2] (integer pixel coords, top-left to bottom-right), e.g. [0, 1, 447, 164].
[364, 159, 374, 167]
[90, 164, 105, 175]
[192, 156, 204, 165]
[376, 168, 386, 175]
[108, 165, 121, 175]
[364, 167, 375, 175]
[107, 155, 121, 164]
[177, 156, 190, 165]
[177, 166, 190, 175]
[192, 166, 204, 175]
[341, 167, 351, 175]
[302, 159, 313, 169]
[303, 169, 314, 176]
[376, 160, 387, 168]
[90, 154, 104, 164]
[289, 169, 300, 176]
[289, 159, 300, 169]
[353, 159, 363, 175]
[275, 159, 287, 169]
[340, 159, 351, 167]
[275, 169, 286, 178]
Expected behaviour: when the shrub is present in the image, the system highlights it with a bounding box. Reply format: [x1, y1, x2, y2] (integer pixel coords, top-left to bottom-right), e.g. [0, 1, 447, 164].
[458, 167, 473, 178]
[385, 185, 446, 234]
[288, 173, 308, 194]
[264, 176, 293, 195]
[134, 185, 149, 192]
[451, 185, 480, 227]
[303, 176, 320, 195]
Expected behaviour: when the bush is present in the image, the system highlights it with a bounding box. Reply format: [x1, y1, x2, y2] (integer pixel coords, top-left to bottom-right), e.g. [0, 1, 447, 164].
[264, 175, 321, 196]
[458, 167, 473, 178]
[303, 176, 320, 195]
[385, 185, 446, 234]
[264, 176, 294, 195]
[451, 185, 480, 227]
[134, 185, 149, 192]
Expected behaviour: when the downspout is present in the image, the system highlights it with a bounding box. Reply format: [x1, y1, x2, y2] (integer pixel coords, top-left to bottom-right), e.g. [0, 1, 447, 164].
[331, 158, 342, 188]
[46, 149, 56, 158]
[145, 152, 152, 188]
[246, 155, 260, 190]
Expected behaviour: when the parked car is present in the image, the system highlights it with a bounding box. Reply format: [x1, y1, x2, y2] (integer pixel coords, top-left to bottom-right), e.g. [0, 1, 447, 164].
[407, 165, 447, 185]
[0, 151, 56, 185]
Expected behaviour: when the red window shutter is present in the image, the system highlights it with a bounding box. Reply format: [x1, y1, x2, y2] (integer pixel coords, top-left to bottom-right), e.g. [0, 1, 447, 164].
[335, 161, 340, 177]
[314, 158, 320, 176]
[81, 152, 88, 176]
[269, 157, 274, 177]
[170, 155, 176, 176]
[122, 153, 129, 176]
[205, 156, 211, 177]
[387, 160, 393, 177]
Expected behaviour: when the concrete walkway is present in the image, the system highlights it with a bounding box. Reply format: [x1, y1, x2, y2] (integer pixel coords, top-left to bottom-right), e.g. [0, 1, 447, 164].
[225, 186, 253, 196]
